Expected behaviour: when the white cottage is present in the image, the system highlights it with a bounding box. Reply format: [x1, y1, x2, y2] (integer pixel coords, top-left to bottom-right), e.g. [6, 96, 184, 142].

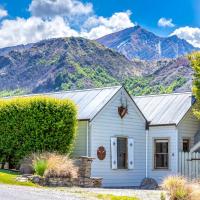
[10, 86, 200, 186]
[134, 92, 200, 184]
[46, 86, 148, 187]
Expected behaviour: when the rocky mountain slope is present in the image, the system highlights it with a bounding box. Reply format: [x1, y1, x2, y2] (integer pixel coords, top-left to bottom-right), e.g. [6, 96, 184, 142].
[96, 26, 198, 61]
[0, 37, 193, 97]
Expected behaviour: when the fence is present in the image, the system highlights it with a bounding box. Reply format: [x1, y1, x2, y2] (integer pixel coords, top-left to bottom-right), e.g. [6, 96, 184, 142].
[179, 152, 200, 180]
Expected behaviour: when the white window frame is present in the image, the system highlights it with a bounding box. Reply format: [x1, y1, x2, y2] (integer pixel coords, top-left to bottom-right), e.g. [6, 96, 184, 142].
[111, 136, 134, 170]
[154, 138, 169, 170]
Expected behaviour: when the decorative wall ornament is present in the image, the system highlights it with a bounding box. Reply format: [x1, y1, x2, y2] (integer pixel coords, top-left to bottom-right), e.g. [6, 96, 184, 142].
[118, 106, 128, 118]
[97, 146, 106, 160]
[118, 90, 128, 118]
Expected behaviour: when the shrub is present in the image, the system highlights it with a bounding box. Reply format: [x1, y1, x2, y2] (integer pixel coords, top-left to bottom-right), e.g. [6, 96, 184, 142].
[44, 153, 78, 179]
[162, 176, 200, 200]
[0, 96, 77, 167]
[31, 152, 78, 179]
[33, 159, 47, 177]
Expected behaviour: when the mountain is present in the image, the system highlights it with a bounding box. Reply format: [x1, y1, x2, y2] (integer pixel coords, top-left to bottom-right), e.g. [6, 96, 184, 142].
[0, 37, 142, 94]
[96, 26, 199, 61]
[0, 37, 193, 97]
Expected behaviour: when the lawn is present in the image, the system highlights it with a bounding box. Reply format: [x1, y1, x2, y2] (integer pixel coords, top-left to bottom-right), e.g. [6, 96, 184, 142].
[0, 169, 37, 187]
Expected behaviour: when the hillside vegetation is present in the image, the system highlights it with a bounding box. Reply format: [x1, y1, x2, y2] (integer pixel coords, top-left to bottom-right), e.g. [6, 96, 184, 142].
[0, 37, 193, 97]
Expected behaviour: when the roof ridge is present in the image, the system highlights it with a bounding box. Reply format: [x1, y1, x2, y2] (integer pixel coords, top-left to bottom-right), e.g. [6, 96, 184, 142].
[32, 85, 122, 95]
[3, 85, 122, 99]
[133, 92, 192, 98]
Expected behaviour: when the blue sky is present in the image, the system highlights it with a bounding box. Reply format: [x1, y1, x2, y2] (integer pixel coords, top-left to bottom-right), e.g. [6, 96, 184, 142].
[0, 0, 199, 48]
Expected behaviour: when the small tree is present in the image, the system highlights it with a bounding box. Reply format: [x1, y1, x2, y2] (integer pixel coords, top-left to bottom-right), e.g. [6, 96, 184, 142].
[189, 52, 200, 118]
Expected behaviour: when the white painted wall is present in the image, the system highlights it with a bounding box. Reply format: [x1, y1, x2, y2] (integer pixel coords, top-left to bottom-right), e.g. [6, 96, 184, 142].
[147, 125, 178, 184]
[177, 109, 200, 151]
[72, 121, 88, 157]
[90, 88, 146, 187]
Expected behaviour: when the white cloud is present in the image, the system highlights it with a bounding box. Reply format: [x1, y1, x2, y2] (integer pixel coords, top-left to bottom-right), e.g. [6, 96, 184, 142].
[158, 17, 175, 27]
[0, 0, 134, 48]
[171, 26, 200, 48]
[0, 8, 8, 19]
[29, 0, 93, 18]
[81, 11, 134, 39]
[0, 17, 79, 48]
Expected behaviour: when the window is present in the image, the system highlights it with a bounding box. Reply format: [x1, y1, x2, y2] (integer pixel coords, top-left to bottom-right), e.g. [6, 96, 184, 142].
[183, 139, 190, 152]
[111, 137, 134, 170]
[154, 139, 169, 169]
[117, 137, 128, 169]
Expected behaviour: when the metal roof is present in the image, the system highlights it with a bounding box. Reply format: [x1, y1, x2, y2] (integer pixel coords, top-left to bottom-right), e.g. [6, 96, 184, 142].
[133, 92, 195, 126]
[6, 86, 121, 121]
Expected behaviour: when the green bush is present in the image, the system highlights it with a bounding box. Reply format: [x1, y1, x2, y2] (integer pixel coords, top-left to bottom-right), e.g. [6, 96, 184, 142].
[33, 159, 47, 177]
[0, 96, 77, 167]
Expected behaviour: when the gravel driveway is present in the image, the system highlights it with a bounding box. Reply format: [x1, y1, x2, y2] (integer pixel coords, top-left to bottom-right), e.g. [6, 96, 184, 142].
[0, 184, 93, 200]
[0, 184, 163, 200]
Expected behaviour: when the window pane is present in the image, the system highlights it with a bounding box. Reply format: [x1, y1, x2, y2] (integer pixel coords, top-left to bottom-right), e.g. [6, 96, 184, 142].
[155, 154, 168, 168]
[154, 139, 169, 169]
[155, 142, 168, 153]
[183, 139, 190, 152]
[117, 138, 127, 169]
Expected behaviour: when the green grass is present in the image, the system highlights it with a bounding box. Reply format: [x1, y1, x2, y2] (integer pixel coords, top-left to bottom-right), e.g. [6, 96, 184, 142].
[97, 194, 140, 200]
[0, 169, 37, 187]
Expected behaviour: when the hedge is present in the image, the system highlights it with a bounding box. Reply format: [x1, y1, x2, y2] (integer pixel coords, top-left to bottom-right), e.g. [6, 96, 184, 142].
[0, 96, 77, 167]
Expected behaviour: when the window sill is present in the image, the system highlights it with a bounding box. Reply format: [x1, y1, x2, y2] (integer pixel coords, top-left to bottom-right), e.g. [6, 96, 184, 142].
[152, 168, 171, 171]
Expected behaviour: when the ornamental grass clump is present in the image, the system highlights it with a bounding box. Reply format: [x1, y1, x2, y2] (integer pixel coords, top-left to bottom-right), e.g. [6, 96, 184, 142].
[162, 176, 188, 200]
[44, 153, 78, 179]
[31, 152, 78, 179]
[162, 176, 200, 200]
[33, 159, 47, 177]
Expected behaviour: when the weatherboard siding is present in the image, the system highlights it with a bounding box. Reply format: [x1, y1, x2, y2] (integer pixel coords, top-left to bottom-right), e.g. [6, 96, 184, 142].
[147, 126, 178, 184]
[90, 88, 146, 187]
[72, 121, 87, 157]
[177, 110, 200, 151]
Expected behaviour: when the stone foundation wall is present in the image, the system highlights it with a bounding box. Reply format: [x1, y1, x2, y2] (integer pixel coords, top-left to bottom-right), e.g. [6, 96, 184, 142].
[21, 156, 102, 187]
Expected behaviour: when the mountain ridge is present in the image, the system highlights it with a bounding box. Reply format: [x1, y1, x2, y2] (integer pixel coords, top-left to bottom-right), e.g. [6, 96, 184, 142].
[96, 25, 199, 61]
[0, 34, 194, 97]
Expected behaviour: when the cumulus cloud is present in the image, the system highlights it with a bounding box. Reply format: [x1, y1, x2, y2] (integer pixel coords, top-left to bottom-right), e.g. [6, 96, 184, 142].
[0, 8, 8, 19]
[81, 11, 134, 39]
[29, 0, 93, 18]
[0, 17, 79, 48]
[171, 26, 200, 48]
[0, 0, 134, 48]
[158, 17, 175, 27]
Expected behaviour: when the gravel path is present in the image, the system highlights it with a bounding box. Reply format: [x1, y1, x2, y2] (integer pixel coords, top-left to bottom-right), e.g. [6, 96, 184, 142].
[0, 184, 93, 200]
[0, 184, 163, 200]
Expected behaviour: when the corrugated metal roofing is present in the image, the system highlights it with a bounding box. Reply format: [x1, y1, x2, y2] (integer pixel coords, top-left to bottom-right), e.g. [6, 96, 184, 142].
[133, 92, 194, 126]
[5, 86, 121, 121]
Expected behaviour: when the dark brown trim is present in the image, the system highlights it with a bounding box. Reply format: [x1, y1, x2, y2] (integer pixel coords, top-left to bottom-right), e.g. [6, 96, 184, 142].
[149, 123, 176, 127]
[78, 119, 90, 121]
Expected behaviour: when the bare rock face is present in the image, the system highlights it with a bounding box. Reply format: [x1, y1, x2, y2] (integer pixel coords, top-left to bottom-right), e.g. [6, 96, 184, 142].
[140, 178, 158, 190]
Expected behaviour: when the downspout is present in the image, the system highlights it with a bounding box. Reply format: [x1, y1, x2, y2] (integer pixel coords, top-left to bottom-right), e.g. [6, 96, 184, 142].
[86, 121, 89, 157]
[145, 122, 149, 178]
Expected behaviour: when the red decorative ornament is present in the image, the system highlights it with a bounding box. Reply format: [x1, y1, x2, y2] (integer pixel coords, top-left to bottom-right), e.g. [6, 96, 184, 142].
[97, 146, 106, 160]
[118, 106, 128, 118]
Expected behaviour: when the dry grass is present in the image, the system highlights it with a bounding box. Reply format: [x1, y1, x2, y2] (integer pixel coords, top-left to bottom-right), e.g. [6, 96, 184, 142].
[31, 152, 78, 179]
[162, 176, 200, 200]
[44, 153, 78, 179]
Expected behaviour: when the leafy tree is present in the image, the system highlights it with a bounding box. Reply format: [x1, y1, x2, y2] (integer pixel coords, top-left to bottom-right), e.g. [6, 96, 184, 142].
[189, 52, 200, 118]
